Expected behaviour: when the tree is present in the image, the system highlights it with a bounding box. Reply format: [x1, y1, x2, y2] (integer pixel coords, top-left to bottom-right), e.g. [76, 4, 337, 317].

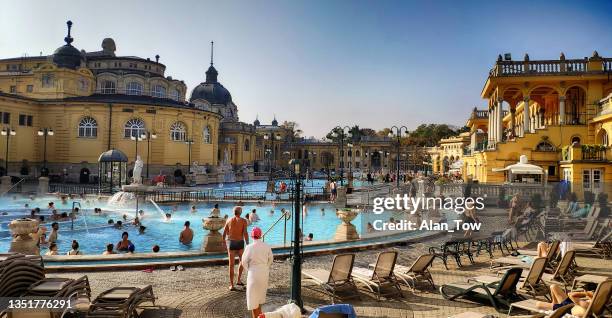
[281, 121, 302, 138]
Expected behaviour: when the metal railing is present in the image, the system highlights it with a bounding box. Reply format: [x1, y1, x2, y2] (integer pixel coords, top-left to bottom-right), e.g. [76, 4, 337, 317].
[2, 177, 26, 195]
[49, 183, 100, 195]
[262, 209, 290, 246]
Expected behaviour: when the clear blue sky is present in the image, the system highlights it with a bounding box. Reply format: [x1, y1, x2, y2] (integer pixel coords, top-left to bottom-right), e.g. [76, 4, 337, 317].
[1, 0, 611, 137]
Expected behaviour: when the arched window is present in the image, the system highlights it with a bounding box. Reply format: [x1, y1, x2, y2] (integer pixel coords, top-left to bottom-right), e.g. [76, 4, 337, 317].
[571, 136, 581, 144]
[170, 122, 187, 141]
[170, 89, 180, 101]
[100, 80, 116, 94]
[535, 141, 555, 152]
[124, 118, 145, 138]
[244, 138, 250, 151]
[599, 129, 609, 146]
[126, 82, 143, 95]
[78, 116, 97, 138]
[355, 150, 361, 157]
[203, 126, 212, 144]
[151, 85, 166, 98]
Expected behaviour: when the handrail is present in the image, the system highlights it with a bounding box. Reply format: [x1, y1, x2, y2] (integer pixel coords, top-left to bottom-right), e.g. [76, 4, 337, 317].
[262, 210, 290, 244]
[1, 177, 25, 196]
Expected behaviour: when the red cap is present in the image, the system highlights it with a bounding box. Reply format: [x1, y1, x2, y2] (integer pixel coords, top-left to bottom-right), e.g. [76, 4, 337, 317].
[251, 226, 262, 239]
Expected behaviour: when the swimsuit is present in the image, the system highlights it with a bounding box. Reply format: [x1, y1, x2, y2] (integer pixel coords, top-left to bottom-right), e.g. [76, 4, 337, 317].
[229, 240, 245, 251]
[553, 298, 573, 310]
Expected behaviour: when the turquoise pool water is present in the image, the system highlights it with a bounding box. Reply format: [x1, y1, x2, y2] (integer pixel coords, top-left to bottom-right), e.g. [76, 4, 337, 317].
[0, 195, 405, 255]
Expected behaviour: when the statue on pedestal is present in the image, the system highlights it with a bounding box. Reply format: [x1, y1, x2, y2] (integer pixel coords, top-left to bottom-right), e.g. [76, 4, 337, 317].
[132, 155, 144, 185]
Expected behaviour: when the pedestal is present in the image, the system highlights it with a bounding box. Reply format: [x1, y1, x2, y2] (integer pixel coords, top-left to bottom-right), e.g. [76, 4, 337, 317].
[8, 218, 40, 255]
[334, 187, 347, 208]
[0, 176, 11, 195]
[38, 177, 50, 195]
[334, 209, 360, 241]
[202, 217, 226, 252]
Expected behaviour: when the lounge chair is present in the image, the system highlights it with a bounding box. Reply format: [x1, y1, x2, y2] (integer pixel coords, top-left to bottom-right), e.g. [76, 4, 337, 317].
[87, 285, 156, 318]
[0, 259, 45, 297]
[440, 267, 524, 311]
[491, 241, 559, 272]
[429, 241, 462, 269]
[351, 250, 403, 299]
[508, 279, 612, 317]
[540, 250, 575, 289]
[573, 228, 612, 259]
[388, 254, 435, 290]
[302, 253, 359, 303]
[448, 304, 572, 318]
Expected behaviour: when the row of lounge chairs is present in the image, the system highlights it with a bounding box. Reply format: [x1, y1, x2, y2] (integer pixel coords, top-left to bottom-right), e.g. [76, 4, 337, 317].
[0, 253, 155, 318]
[302, 251, 436, 302]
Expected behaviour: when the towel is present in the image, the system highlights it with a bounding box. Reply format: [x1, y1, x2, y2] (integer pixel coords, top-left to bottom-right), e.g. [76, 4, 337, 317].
[263, 303, 301, 318]
[309, 304, 357, 318]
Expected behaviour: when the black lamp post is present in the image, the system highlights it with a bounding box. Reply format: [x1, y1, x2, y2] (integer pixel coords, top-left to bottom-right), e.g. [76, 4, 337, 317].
[130, 132, 146, 160]
[264, 133, 282, 172]
[331, 126, 352, 186]
[1, 128, 16, 176]
[287, 159, 304, 311]
[185, 138, 194, 174]
[37, 127, 54, 176]
[265, 148, 272, 174]
[388, 126, 408, 187]
[143, 131, 157, 179]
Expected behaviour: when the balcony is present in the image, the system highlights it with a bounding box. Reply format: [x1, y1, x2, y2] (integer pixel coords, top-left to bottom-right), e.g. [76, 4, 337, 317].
[489, 52, 612, 78]
[562, 144, 608, 162]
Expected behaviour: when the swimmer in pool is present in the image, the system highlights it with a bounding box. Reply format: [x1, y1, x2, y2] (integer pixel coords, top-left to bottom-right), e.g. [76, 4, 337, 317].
[164, 213, 172, 222]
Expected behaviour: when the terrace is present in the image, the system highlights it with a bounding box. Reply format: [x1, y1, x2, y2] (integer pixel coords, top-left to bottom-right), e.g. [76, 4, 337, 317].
[489, 51, 612, 77]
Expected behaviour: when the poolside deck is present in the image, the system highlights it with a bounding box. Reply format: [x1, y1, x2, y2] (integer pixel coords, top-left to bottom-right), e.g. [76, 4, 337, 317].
[46, 211, 612, 317]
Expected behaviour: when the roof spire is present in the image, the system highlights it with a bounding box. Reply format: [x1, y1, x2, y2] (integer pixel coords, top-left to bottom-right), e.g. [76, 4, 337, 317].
[210, 41, 214, 66]
[64, 20, 74, 45]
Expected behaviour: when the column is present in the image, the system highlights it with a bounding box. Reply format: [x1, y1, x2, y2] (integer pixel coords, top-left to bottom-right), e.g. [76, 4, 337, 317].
[510, 108, 516, 138]
[559, 96, 565, 125]
[488, 108, 493, 144]
[497, 100, 503, 142]
[492, 104, 498, 142]
[523, 97, 530, 135]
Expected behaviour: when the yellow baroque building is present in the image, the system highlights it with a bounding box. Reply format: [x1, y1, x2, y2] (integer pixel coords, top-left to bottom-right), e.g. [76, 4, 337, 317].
[0, 21, 256, 183]
[462, 52, 612, 197]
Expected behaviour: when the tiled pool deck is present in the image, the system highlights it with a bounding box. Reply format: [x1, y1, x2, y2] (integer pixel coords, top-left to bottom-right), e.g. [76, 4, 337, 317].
[46, 212, 612, 317]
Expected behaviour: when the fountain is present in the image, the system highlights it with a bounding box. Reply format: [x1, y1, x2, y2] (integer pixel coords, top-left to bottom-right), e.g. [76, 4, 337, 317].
[8, 218, 40, 255]
[334, 208, 360, 241]
[202, 215, 226, 252]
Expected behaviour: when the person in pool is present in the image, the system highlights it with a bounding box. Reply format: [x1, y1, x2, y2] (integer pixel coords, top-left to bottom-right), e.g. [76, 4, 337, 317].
[164, 213, 172, 222]
[48, 222, 59, 243]
[191, 205, 197, 213]
[132, 217, 140, 227]
[67, 240, 83, 255]
[103, 243, 115, 255]
[138, 210, 145, 218]
[116, 232, 132, 252]
[249, 209, 260, 222]
[114, 220, 123, 229]
[211, 204, 220, 217]
[45, 243, 59, 256]
[152, 245, 160, 253]
[139, 225, 146, 234]
[179, 221, 194, 245]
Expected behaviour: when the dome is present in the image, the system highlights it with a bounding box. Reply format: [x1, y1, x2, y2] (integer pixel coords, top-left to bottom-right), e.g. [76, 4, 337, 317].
[253, 117, 260, 126]
[52, 21, 83, 70]
[98, 149, 128, 162]
[189, 65, 232, 105]
[271, 117, 278, 126]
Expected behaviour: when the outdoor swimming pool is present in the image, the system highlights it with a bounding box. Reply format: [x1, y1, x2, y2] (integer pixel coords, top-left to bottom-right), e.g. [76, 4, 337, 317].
[0, 195, 416, 255]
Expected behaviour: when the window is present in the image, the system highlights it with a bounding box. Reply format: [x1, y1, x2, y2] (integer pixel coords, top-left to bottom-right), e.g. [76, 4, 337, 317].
[78, 116, 98, 138]
[244, 138, 250, 151]
[170, 89, 180, 101]
[203, 126, 211, 144]
[9, 86, 16, 93]
[170, 122, 186, 141]
[126, 82, 143, 95]
[355, 150, 360, 157]
[18, 114, 32, 126]
[2, 112, 10, 124]
[151, 85, 166, 98]
[535, 141, 555, 152]
[41, 74, 54, 88]
[26, 85, 33, 93]
[100, 80, 116, 94]
[124, 118, 145, 138]
[78, 79, 88, 91]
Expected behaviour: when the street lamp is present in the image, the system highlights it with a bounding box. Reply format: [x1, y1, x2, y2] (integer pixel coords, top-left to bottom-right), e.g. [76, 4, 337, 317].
[331, 126, 352, 186]
[37, 128, 54, 176]
[287, 159, 304, 311]
[263, 133, 282, 172]
[142, 131, 157, 179]
[185, 138, 195, 174]
[388, 126, 409, 187]
[130, 132, 146, 160]
[1, 128, 16, 176]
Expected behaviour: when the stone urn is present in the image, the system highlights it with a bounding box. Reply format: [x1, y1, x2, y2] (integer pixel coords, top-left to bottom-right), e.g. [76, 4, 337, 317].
[8, 218, 40, 255]
[334, 209, 360, 241]
[202, 217, 226, 252]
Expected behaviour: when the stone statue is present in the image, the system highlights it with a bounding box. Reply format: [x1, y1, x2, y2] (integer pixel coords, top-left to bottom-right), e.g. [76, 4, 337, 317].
[133, 155, 144, 184]
[223, 149, 230, 165]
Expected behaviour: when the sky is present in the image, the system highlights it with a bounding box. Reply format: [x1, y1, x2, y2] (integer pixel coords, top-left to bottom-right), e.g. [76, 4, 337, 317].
[1, 0, 611, 138]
